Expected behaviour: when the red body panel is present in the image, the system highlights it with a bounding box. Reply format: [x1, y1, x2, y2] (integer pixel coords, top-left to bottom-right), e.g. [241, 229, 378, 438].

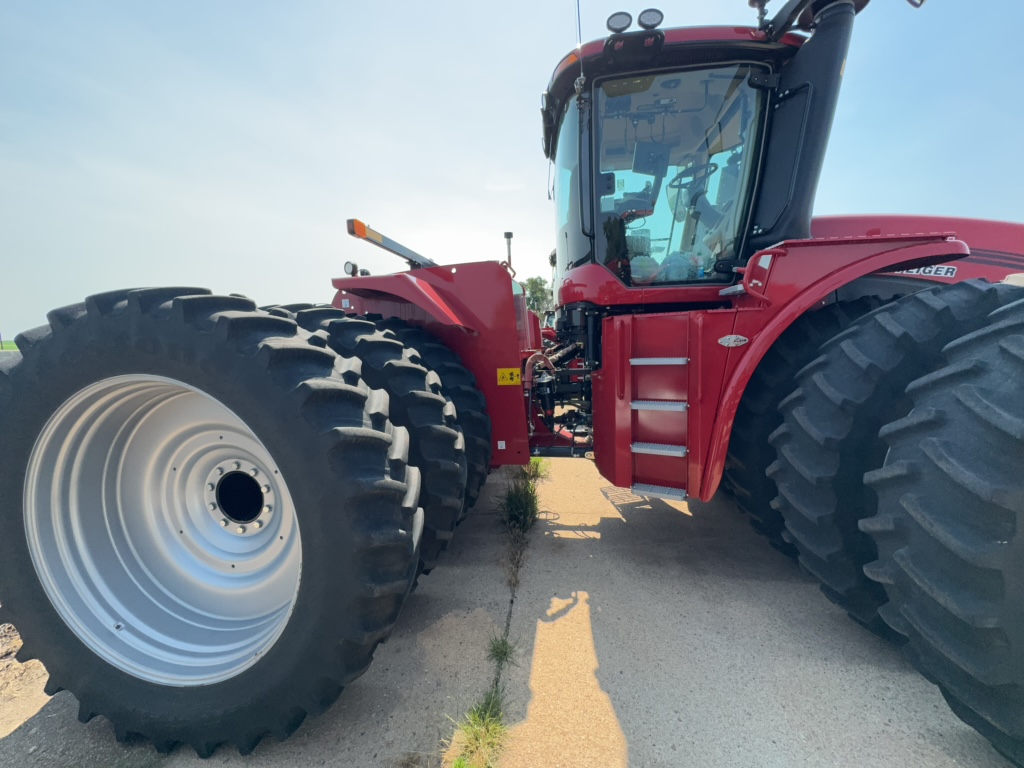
[813, 215, 1024, 283]
[331, 262, 531, 467]
[560, 216, 1024, 311]
[559, 263, 732, 309]
[587, 233, 970, 499]
[331, 215, 1022, 499]
[700, 235, 973, 500]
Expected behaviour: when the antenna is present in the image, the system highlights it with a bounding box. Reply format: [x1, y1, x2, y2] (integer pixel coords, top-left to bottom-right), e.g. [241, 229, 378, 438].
[502, 232, 517, 278]
[574, 0, 586, 95]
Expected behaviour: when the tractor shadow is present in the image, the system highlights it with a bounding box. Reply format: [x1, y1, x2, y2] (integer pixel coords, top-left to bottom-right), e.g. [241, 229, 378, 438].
[497, 460, 1009, 768]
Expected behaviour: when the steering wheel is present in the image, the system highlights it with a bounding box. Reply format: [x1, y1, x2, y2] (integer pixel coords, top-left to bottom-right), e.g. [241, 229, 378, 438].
[667, 162, 718, 189]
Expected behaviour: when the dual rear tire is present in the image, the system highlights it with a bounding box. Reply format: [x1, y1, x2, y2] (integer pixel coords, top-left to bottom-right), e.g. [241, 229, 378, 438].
[762, 282, 1024, 763]
[723, 297, 882, 554]
[861, 296, 1024, 766]
[768, 280, 1016, 636]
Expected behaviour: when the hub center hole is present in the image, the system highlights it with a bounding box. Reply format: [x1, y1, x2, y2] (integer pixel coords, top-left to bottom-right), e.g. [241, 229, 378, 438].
[216, 471, 264, 524]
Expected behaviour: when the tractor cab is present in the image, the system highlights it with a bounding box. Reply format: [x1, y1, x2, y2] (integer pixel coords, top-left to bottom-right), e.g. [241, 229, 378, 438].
[585, 62, 761, 286]
[542, 0, 866, 300]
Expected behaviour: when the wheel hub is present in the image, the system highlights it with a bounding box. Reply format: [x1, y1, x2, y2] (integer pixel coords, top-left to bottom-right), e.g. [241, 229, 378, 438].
[206, 461, 276, 534]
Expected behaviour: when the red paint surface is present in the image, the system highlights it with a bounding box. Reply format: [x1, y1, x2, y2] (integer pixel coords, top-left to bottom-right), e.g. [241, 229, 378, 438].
[332, 262, 530, 467]
[330, 216, 1024, 499]
[812, 215, 1024, 284]
[590, 232, 978, 500]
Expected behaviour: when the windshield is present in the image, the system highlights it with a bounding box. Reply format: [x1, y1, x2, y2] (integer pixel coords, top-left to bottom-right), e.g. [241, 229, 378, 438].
[594, 64, 765, 285]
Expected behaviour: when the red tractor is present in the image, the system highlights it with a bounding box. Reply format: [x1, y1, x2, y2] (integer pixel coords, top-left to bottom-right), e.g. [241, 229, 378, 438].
[1, 0, 1023, 762]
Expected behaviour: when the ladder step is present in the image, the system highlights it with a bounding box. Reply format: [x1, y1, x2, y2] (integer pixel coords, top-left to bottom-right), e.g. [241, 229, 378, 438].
[631, 400, 688, 412]
[631, 442, 688, 457]
[630, 357, 689, 366]
[632, 483, 688, 502]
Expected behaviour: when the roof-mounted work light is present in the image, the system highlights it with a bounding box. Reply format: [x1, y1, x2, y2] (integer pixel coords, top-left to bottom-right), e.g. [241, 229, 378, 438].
[606, 11, 632, 33]
[637, 8, 664, 30]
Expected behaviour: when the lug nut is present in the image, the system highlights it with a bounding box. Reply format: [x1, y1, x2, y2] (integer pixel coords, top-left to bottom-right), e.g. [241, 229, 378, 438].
[236, 526, 246, 534]
[250, 468, 259, 477]
[262, 485, 270, 493]
[263, 505, 272, 514]
[209, 502, 218, 511]
[220, 519, 229, 527]
[207, 483, 215, 491]
[253, 521, 263, 530]
[216, 467, 224, 476]
[233, 461, 241, 470]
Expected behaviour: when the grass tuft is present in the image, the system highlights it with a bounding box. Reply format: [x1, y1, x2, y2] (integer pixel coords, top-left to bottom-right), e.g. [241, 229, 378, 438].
[445, 687, 507, 768]
[487, 635, 515, 667]
[498, 477, 539, 534]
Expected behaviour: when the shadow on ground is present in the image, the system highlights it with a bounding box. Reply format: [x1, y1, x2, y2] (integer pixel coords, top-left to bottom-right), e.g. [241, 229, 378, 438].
[497, 458, 1010, 768]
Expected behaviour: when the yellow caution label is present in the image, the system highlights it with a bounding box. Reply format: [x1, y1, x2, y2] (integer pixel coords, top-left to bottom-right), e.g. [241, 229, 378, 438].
[497, 367, 522, 386]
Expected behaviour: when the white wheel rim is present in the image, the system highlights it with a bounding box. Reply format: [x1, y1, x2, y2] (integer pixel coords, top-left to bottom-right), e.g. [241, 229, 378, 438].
[24, 375, 302, 686]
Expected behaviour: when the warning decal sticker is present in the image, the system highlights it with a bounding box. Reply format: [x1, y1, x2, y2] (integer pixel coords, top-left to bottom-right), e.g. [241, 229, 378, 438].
[497, 368, 521, 386]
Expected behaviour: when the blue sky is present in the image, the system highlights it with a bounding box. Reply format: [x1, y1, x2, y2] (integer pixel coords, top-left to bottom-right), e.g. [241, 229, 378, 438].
[1, 1, 1021, 337]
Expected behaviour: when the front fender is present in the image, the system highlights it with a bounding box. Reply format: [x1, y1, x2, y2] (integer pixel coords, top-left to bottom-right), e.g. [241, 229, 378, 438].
[331, 261, 533, 469]
[697, 234, 968, 500]
[333, 268, 475, 329]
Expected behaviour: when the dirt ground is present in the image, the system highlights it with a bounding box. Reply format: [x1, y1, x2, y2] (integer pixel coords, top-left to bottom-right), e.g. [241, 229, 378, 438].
[0, 624, 49, 740]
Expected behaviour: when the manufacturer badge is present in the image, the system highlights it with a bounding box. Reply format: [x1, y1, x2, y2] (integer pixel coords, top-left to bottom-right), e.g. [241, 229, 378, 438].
[718, 335, 750, 348]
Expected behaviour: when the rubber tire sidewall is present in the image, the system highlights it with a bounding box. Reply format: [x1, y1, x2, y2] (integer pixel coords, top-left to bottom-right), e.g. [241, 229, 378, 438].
[0, 307, 388, 743]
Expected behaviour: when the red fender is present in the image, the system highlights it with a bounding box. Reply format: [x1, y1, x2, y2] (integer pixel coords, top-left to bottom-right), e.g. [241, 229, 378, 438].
[695, 233, 969, 500]
[812, 215, 1024, 285]
[331, 261, 533, 467]
[334, 269, 473, 329]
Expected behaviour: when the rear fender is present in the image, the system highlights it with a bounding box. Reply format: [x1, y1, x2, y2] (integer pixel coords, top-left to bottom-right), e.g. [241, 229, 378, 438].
[813, 215, 1024, 285]
[332, 261, 532, 467]
[696, 234, 969, 500]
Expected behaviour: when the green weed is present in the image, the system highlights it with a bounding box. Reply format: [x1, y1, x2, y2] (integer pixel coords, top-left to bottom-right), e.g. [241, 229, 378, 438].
[487, 635, 515, 667]
[445, 687, 506, 768]
[498, 477, 539, 534]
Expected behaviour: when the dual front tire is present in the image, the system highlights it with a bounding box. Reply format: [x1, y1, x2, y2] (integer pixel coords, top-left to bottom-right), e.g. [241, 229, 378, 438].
[0, 289, 422, 755]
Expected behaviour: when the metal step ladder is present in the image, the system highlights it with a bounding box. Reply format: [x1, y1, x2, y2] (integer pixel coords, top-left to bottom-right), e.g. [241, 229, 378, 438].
[627, 351, 690, 502]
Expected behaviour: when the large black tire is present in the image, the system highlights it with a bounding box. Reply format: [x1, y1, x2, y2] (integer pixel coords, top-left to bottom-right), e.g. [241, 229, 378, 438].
[371, 318, 492, 517]
[767, 280, 1015, 637]
[722, 297, 882, 554]
[860, 296, 1024, 766]
[0, 289, 420, 756]
[271, 306, 467, 573]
